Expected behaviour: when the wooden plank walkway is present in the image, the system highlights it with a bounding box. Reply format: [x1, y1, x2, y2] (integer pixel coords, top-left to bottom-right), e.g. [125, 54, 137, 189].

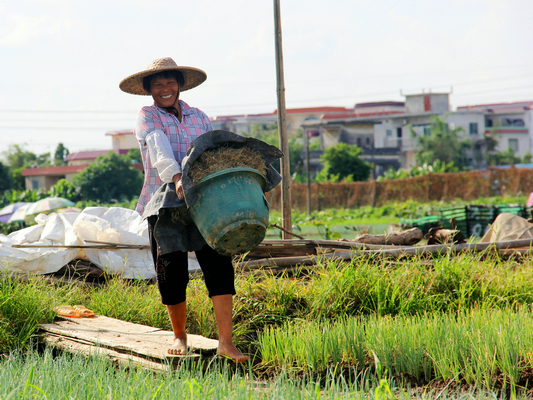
[40, 315, 219, 371]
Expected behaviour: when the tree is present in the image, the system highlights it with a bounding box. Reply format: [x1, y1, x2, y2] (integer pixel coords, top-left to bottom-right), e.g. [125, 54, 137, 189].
[36, 152, 51, 167]
[2, 144, 53, 190]
[2, 144, 37, 190]
[72, 151, 143, 203]
[3, 144, 37, 169]
[124, 148, 142, 164]
[50, 179, 79, 201]
[411, 115, 473, 170]
[0, 161, 13, 192]
[487, 148, 521, 166]
[54, 143, 70, 166]
[317, 143, 372, 182]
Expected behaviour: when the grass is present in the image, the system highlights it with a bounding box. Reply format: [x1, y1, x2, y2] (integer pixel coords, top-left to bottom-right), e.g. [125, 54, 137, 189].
[2, 348, 532, 399]
[3, 253, 533, 351]
[259, 307, 533, 392]
[3, 216, 533, 396]
[0, 347, 401, 400]
[267, 208, 402, 239]
[267, 195, 529, 240]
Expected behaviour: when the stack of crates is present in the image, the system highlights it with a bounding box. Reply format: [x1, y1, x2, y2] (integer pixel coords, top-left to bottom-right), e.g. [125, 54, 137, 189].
[400, 203, 531, 239]
[466, 205, 495, 238]
[439, 206, 468, 236]
[494, 204, 529, 219]
[400, 215, 440, 235]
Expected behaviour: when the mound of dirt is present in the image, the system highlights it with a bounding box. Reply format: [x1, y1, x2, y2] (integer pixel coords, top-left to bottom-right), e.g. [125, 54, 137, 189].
[188, 145, 267, 183]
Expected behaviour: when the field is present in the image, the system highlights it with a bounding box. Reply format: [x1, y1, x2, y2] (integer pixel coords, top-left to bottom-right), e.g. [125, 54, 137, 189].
[1, 197, 532, 399]
[267, 195, 527, 240]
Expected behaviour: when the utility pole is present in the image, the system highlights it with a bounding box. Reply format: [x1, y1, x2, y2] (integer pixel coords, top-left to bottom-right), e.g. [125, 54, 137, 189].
[303, 128, 311, 215]
[273, 0, 292, 239]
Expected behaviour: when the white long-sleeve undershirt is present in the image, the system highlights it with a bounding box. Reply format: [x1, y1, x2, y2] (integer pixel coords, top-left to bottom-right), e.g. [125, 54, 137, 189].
[142, 129, 181, 183]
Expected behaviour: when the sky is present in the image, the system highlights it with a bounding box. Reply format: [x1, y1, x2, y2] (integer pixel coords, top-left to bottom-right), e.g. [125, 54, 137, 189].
[1, 0, 533, 159]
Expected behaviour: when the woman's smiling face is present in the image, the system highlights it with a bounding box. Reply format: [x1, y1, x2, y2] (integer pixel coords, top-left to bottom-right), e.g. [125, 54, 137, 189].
[150, 76, 180, 108]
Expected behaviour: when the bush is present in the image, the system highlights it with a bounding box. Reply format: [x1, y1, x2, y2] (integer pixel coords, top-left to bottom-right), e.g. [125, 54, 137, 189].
[72, 152, 143, 203]
[318, 143, 372, 182]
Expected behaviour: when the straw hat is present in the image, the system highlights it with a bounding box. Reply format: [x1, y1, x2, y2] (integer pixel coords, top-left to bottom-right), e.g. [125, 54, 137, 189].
[119, 57, 207, 95]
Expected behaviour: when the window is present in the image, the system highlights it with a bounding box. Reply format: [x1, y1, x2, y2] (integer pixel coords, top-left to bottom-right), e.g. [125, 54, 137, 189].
[32, 180, 39, 189]
[508, 139, 518, 153]
[469, 122, 478, 135]
[386, 129, 392, 137]
[396, 127, 402, 138]
[422, 126, 430, 136]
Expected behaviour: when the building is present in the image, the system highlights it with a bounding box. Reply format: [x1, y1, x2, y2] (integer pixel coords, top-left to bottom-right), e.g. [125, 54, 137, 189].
[22, 130, 139, 191]
[210, 106, 355, 137]
[302, 93, 533, 177]
[106, 129, 139, 151]
[22, 164, 88, 191]
[302, 100, 407, 177]
[456, 101, 533, 158]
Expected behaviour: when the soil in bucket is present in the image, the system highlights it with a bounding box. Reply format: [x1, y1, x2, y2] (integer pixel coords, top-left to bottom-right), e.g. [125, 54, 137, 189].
[189, 145, 267, 183]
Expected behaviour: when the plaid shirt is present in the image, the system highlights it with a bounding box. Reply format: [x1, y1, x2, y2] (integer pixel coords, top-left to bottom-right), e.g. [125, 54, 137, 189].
[134, 100, 212, 214]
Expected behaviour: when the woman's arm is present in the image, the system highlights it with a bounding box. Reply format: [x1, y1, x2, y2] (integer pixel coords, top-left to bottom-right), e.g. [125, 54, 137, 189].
[135, 107, 182, 183]
[135, 107, 184, 199]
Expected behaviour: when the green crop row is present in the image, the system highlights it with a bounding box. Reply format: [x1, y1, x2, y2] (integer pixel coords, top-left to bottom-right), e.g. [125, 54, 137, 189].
[2, 250, 533, 397]
[260, 307, 533, 392]
[3, 252, 533, 352]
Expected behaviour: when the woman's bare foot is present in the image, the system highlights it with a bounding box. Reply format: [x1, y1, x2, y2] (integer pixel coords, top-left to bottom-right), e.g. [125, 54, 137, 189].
[168, 333, 188, 355]
[217, 340, 248, 363]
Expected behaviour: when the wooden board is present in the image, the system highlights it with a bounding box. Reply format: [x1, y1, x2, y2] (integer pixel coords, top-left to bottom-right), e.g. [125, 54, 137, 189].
[39, 315, 219, 366]
[42, 334, 170, 372]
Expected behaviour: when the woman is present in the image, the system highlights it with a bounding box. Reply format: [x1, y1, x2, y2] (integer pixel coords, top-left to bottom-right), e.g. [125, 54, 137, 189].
[119, 57, 247, 363]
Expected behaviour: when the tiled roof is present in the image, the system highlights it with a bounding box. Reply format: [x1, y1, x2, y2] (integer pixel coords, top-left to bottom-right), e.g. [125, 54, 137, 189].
[457, 101, 533, 112]
[66, 150, 111, 161]
[22, 162, 144, 177]
[322, 110, 404, 120]
[65, 149, 129, 161]
[21, 165, 87, 176]
[275, 106, 350, 114]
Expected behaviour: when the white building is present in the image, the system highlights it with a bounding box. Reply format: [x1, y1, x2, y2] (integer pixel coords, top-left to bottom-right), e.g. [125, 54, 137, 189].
[302, 94, 533, 177]
[457, 101, 533, 158]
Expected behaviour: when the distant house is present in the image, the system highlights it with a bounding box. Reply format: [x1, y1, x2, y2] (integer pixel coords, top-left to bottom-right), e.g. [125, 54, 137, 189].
[301, 94, 533, 177]
[22, 164, 88, 191]
[456, 101, 533, 157]
[105, 129, 139, 151]
[65, 149, 130, 166]
[21, 130, 140, 191]
[210, 106, 356, 137]
[302, 101, 407, 177]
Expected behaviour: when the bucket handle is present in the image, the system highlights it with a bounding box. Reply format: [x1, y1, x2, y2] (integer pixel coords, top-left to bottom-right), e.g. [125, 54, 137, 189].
[263, 193, 271, 211]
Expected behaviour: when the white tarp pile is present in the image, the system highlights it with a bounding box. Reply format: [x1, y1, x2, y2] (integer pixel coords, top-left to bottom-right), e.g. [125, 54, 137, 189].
[480, 212, 533, 243]
[0, 207, 156, 279]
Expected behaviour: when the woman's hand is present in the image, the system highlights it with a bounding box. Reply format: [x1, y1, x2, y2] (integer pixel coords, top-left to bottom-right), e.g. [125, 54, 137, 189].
[172, 173, 184, 200]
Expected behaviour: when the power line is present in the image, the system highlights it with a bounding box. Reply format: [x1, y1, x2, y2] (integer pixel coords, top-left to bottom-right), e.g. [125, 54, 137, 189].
[0, 109, 136, 114]
[0, 126, 125, 130]
[453, 85, 533, 98]
[0, 118, 134, 123]
[1, 75, 532, 118]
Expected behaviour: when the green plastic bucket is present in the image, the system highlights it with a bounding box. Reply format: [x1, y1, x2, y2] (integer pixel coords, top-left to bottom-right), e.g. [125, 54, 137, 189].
[189, 167, 269, 256]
